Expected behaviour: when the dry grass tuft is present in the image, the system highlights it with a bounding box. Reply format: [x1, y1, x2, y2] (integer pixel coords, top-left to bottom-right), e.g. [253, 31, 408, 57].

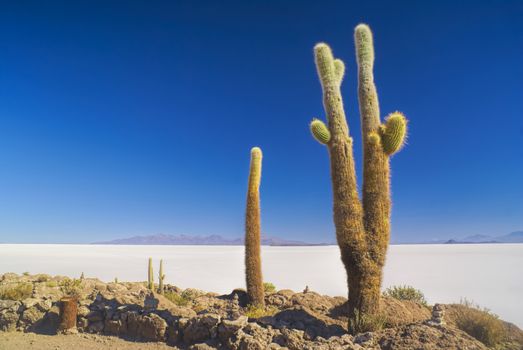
[0, 282, 33, 300]
[454, 299, 506, 347]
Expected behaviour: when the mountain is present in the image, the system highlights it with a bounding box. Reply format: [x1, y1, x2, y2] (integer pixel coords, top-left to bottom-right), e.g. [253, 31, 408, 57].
[443, 231, 523, 244]
[495, 231, 523, 243]
[93, 234, 328, 246]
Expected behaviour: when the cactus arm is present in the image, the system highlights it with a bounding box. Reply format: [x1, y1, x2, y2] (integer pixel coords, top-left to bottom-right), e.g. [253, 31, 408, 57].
[334, 59, 345, 84]
[245, 147, 264, 306]
[314, 44, 350, 139]
[381, 112, 408, 155]
[355, 24, 381, 135]
[310, 118, 331, 145]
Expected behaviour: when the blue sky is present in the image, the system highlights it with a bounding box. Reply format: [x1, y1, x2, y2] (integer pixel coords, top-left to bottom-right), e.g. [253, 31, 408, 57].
[0, 1, 522, 244]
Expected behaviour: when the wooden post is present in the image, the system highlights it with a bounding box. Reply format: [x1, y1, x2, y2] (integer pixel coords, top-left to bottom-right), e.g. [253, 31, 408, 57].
[59, 296, 78, 334]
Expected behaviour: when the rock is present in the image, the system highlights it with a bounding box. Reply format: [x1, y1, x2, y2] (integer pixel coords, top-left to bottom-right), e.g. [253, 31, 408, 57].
[104, 319, 126, 336]
[0, 300, 22, 312]
[183, 314, 221, 344]
[189, 343, 218, 350]
[88, 320, 104, 333]
[218, 315, 248, 342]
[162, 305, 197, 319]
[144, 293, 159, 311]
[78, 305, 90, 317]
[140, 313, 168, 341]
[77, 316, 89, 331]
[125, 311, 167, 341]
[376, 323, 488, 350]
[228, 289, 248, 307]
[20, 307, 45, 326]
[226, 322, 276, 350]
[86, 310, 103, 322]
[353, 332, 373, 344]
[0, 308, 20, 331]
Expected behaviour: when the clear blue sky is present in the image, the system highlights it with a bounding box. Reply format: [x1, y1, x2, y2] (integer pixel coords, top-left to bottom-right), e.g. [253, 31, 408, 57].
[0, 1, 521, 244]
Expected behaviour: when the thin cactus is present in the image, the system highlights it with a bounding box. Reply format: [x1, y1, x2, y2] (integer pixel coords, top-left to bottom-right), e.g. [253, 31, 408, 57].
[158, 259, 165, 294]
[245, 147, 265, 307]
[147, 257, 154, 291]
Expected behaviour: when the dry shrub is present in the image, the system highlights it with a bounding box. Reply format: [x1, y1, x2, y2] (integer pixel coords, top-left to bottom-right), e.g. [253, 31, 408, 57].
[383, 285, 427, 306]
[454, 299, 505, 347]
[0, 282, 33, 300]
[350, 309, 388, 333]
[245, 304, 278, 319]
[263, 282, 276, 294]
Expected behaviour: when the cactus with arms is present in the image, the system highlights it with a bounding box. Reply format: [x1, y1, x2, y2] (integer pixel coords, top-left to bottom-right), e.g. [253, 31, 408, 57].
[310, 24, 407, 333]
[245, 147, 265, 307]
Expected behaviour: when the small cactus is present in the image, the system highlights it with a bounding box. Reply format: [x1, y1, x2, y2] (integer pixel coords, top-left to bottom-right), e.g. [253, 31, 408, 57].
[80, 272, 84, 280]
[114, 277, 118, 284]
[158, 259, 165, 294]
[147, 257, 154, 291]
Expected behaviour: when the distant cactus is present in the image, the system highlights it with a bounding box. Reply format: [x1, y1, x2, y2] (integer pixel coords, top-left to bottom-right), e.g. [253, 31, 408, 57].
[310, 24, 407, 333]
[148, 257, 154, 291]
[114, 277, 118, 284]
[158, 259, 165, 294]
[80, 272, 84, 280]
[245, 147, 265, 307]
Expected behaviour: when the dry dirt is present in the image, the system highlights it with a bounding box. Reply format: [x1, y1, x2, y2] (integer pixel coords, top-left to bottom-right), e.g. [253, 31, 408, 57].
[0, 332, 178, 350]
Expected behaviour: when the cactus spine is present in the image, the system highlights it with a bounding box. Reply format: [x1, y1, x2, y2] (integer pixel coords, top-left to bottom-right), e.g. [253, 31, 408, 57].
[158, 259, 165, 294]
[310, 24, 407, 333]
[147, 257, 154, 291]
[245, 147, 265, 307]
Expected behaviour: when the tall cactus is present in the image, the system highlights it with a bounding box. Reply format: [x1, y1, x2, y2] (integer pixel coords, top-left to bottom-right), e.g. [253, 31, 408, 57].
[158, 259, 165, 294]
[147, 257, 154, 291]
[245, 147, 265, 306]
[310, 24, 407, 332]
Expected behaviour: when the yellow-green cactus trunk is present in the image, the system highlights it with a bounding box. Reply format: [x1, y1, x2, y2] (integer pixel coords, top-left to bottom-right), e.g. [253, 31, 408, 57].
[245, 147, 265, 307]
[158, 259, 165, 294]
[310, 24, 407, 333]
[148, 257, 154, 291]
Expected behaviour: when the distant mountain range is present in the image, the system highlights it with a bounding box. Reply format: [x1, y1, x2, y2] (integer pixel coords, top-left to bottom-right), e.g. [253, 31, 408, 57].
[93, 231, 523, 246]
[418, 231, 523, 244]
[93, 234, 329, 246]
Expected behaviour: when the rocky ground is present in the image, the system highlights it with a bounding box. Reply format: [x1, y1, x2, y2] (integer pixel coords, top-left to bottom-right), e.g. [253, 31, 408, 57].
[1, 273, 522, 349]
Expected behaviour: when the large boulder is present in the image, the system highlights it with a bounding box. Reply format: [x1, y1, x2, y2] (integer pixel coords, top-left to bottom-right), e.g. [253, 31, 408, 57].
[183, 313, 221, 344]
[217, 316, 248, 342]
[0, 300, 22, 331]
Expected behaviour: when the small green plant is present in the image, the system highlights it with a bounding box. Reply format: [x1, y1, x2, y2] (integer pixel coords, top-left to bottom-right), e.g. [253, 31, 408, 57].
[164, 291, 191, 306]
[45, 280, 58, 288]
[59, 278, 82, 298]
[263, 282, 276, 294]
[36, 275, 49, 283]
[245, 304, 278, 319]
[0, 282, 33, 300]
[22, 272, 30, 276]
[454, 299, 505, 347]
[383, 285, 427, 306]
